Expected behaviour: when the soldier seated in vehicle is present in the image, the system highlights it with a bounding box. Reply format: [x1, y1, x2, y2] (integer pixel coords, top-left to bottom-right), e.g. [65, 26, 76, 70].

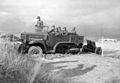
[71, 27, 76, 34]
[55, 27, 62, 36]
[62, 27, 68, 35]
[49, 25, 56, 33]
[58, 27, 62, 34]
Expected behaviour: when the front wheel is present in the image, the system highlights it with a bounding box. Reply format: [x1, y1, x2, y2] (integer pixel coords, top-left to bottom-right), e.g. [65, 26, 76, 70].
[28, 46, 43, 56]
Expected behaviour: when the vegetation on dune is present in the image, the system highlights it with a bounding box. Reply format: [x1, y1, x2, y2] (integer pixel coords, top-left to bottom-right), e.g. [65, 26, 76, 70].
[0, 33, 20, 42]
[0, 40, 36, 83]
[0, 40, 67, 83]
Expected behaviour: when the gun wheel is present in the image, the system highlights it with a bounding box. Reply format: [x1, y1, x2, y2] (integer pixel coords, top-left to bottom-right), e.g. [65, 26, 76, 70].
[28, 46, 43, 56]
[95, 47, 102, 55]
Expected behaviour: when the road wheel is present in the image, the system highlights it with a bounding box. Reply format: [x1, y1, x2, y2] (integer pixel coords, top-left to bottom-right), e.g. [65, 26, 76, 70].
[28, 46, 43, 56]
[95, 47, 102, 55]
[82, 45, 87, 53]
[66, 48, 80, 54]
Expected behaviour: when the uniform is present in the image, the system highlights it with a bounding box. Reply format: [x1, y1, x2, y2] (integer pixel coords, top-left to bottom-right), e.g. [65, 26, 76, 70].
[35, 16, 44, 32]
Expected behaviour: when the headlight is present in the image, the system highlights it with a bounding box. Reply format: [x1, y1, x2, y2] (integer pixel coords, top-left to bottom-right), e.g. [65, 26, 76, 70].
[15, 41, 22, 44]
[29, 41, 34, 44]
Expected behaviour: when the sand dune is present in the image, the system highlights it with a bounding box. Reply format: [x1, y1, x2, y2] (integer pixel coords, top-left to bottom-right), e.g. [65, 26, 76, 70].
[45, 54, 120, 83]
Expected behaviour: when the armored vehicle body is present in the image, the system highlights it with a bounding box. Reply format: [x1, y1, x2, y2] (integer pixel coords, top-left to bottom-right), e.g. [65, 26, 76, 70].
[18, 31, 84, 56]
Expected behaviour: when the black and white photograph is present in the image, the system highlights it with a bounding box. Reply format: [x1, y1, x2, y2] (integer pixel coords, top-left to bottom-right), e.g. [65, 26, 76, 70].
[0, 0, 120, 83]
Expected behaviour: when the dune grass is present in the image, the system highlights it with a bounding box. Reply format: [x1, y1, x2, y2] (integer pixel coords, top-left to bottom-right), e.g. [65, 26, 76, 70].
[0, 40, 39, 83]
[0, 39, 68, 83]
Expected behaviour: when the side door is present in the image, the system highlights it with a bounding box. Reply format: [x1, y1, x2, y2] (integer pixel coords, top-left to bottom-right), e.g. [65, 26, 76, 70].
[69, 34, 84, 44]
[45, 34, 69, 48]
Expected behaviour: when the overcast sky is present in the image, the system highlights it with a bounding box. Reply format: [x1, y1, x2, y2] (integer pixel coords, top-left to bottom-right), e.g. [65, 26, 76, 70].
[0, 0, 120, 39]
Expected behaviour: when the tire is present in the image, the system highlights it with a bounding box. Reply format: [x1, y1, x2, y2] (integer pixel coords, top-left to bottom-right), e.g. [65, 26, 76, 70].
[82, 45, 87, 53]
[95, 47, 102, 55]
[28, 46, 43, 56]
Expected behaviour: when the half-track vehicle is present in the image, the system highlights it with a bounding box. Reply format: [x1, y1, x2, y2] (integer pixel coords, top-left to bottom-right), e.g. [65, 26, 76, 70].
[18, 30, 84, 56]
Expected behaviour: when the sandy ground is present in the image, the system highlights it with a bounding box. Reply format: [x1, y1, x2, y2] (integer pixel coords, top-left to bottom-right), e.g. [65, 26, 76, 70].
[43, 54, 120, 83]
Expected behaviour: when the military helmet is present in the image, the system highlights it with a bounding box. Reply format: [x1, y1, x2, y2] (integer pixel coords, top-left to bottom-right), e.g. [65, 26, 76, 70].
[37, 16, 40, 19]
[52, 25, 55, 27]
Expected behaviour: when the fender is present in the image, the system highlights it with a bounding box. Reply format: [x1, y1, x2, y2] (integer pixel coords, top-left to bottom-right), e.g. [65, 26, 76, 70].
[28, 40, 46, 53]
[53, 42, 78, 53]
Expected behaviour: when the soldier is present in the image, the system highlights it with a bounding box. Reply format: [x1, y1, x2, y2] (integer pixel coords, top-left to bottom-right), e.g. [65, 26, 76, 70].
[58, 27, 62, 35]
[62, 27, 68, 35]
[35, 16, 44, 32]
[49, 25, 56, 33]
[71, 27, 76, 34]
[54, 27, 61, 36]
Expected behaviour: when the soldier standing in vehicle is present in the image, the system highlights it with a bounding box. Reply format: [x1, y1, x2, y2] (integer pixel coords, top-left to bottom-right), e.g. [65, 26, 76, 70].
[35, 16, 44, 32]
